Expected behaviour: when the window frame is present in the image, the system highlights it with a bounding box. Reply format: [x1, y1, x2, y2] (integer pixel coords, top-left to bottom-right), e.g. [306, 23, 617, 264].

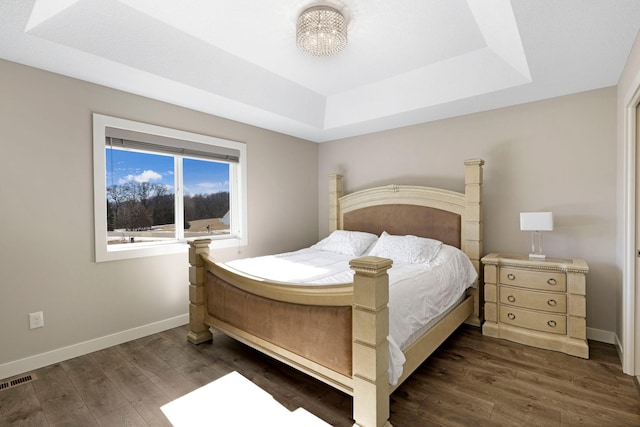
[93, 113, 247, 262]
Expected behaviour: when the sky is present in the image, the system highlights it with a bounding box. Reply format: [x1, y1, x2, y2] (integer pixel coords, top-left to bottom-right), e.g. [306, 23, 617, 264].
[106, 148, 230, 195]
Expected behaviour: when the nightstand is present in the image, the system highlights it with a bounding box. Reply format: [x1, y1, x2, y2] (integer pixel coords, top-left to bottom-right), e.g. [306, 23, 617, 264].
[481, 253, 589, 358]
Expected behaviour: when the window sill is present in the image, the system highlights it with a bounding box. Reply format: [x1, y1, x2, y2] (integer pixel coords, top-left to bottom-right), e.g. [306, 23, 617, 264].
[95, 235, 246, 262]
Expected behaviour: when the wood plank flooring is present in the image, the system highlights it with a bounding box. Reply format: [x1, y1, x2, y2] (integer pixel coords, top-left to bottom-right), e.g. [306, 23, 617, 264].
[1, 325, 638, 426]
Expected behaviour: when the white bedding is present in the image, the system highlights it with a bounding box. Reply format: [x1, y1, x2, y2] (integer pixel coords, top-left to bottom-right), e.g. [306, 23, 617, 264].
[226, 244, 477, 385]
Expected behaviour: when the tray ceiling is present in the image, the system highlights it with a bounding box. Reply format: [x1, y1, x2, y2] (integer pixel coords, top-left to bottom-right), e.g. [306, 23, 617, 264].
[1, 0, 640, 142]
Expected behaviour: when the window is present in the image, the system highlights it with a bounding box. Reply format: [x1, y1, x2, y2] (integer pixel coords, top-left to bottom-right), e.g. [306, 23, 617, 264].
[93, 114, 247, 262]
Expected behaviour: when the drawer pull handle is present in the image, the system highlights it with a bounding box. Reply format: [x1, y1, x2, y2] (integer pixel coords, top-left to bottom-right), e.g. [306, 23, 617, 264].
[507, 295, 516, 303]
[547, 299, 557, 307]
[507, 313, 516, 320]
[507, 273, 516, 280]
[547, 320, 557, 328]
[547, 278, 557, 286]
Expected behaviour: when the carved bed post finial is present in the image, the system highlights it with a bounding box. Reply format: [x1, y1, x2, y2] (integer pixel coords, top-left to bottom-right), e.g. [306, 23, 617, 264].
[350, 256, 394, 427]
[188, 239, 213, 344]
[464, 158, 484, 326]
[329, 174, 343, 233]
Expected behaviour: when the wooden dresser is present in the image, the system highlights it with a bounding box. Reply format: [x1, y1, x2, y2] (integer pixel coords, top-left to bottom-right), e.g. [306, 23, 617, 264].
[481, 253, 589, 358]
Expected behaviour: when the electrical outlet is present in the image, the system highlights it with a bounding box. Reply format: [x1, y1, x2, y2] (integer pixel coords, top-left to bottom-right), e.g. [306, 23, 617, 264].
[29, 311, 44, 329]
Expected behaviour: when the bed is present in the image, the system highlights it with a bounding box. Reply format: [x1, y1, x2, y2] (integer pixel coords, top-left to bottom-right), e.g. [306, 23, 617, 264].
[187, 158, 484, 427]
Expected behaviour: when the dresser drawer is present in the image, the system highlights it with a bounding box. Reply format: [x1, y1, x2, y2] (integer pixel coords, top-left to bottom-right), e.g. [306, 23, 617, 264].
[499, 285, 567, 313]
[499, 267, 566, 292]
[499, 306, 567, 335]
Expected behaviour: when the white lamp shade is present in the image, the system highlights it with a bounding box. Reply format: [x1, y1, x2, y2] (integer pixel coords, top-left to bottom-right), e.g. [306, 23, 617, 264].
[520, 212, 553, 231]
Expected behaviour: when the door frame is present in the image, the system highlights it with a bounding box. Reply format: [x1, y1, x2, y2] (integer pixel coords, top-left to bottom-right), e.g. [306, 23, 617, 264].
[622, 71, 640, 376]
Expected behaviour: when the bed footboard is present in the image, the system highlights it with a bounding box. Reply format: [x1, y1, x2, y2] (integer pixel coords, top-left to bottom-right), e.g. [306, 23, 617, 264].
[188, 240, 395, 427]
[206, 271, 353, 376]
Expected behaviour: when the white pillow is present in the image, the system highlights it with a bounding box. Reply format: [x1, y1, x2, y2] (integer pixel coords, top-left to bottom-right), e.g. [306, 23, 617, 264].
[368, 231, 442, 264]
[312, 230, 378, 256]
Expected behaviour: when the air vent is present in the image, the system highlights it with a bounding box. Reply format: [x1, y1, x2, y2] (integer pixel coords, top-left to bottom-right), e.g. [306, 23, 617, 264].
[0, 373, 37, 392]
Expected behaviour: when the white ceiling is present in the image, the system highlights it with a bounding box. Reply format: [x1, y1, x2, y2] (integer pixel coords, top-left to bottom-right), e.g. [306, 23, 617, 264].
[1, 0, 640, 142]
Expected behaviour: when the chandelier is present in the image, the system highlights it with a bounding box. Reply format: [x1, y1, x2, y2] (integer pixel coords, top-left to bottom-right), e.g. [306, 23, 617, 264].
[296, 5, 347, 57]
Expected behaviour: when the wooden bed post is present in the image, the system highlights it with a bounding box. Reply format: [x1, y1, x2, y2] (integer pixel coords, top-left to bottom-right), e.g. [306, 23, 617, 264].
[464, 158, 485, 326]
[188, 239, 213, 344]
[350, 256, 394, 427]
[329, 173, 343, 232]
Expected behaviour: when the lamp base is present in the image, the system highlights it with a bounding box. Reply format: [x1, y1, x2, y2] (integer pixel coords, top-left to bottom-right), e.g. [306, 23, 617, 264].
[528, 231, 546, 260]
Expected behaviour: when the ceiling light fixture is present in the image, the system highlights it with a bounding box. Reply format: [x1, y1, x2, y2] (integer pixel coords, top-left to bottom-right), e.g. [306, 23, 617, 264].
[296, 5, 347, 57]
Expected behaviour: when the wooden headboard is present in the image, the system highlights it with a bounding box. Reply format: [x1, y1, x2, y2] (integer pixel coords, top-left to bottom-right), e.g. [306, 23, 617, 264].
[328, 158, 485, 325]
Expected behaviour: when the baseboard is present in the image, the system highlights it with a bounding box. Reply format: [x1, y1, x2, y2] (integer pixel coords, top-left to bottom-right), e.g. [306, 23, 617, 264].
[586, 327, 616, 344]
[0, 314, 188, 381]
[614, 332, 624, 364]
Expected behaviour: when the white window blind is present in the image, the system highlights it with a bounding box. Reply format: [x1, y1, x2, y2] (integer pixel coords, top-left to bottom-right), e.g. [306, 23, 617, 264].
[105, 127, 240, 163]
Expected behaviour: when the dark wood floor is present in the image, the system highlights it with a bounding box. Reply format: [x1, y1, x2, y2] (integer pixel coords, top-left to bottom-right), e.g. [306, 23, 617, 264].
[1, 325, 639, 426]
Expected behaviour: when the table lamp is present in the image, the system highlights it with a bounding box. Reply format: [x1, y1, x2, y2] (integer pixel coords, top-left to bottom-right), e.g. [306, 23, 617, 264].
[520, 212, 553, 259]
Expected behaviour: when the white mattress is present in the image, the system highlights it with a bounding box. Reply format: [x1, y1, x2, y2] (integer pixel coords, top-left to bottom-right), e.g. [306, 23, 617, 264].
[226, 244, 477, 385]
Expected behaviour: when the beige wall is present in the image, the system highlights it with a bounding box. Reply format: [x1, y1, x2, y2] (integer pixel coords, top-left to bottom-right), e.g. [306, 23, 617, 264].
[0, 59, 318, 369]
[319, 87, 617, 333]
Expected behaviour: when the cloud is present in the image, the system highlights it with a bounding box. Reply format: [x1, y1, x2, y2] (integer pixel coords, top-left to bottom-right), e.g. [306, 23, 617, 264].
[119, 169, 162, 184]
[185, 180, 229, 195]
[198, 181, 228, 190]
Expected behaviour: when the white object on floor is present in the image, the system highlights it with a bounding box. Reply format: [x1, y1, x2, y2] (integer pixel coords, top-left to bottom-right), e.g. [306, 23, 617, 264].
[161, 371, 331, 427]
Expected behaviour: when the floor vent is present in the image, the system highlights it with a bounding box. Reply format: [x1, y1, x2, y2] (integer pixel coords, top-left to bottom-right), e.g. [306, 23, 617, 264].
[0, 373, 37, 392]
